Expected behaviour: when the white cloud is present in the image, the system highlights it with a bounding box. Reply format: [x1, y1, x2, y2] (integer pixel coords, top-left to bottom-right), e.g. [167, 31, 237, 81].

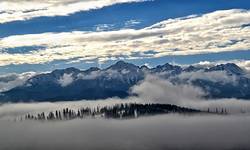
[58, 73, 74, 87]
[193, 60, 250, 71]
[0, 98, 136, 119]
[77, 71, 101, 80]
[191, 60, 250, 79]
[234, 60, 250, 71]
[0, 9, 250, 66]
[124, 19, 141, 28]
[0, 72, 36, 92]
[1, 113, 250, 150]
[95, 24, 115, 31]
[0, 0, 148, 24]
[131, 75, 205, 105]
[0, 73, 250, 119]
[176, 70, 238, 85]
[131, 75, 250, 114]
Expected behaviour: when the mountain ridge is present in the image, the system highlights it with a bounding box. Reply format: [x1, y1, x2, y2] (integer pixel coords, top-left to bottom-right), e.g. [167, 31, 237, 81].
[0, 61, 249, 102]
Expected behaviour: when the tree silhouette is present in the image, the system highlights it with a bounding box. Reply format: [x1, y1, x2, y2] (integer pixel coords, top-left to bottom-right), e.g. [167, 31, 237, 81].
[23, 103, 225, 121]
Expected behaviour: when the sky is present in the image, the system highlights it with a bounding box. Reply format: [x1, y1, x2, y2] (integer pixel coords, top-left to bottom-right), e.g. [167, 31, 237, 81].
[0, 0, 250, 74]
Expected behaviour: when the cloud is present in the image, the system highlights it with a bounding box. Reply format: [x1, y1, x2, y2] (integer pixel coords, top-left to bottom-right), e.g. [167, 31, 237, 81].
[58, 73, 74, 87]
[77, 71, 100, 80]
[193, 59, 250, 78]
[131, 75, 205, 105]
[131, 74, 250, 113]
[0, 9, 249, 67]
[0, 98, 136, 119]
[192, 60, 250, 72]
[0, 74, 250, 150]
[230, 60, 250, 72]
[175, 70, 238, 85]
[0, 0, 148, 24]
[124, 19, 141, 28]
[1, 111, 250, 150]
[77, 69, 133, 81]
[0, 72, 36, 92]
[95, 24, 115, 32]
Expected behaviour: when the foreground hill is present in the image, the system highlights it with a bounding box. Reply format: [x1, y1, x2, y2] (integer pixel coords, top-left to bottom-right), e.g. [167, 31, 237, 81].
[1, 61, 250, 102]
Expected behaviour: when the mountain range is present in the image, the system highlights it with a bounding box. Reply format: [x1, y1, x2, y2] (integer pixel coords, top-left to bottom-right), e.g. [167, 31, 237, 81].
[0, 61, 249, 102]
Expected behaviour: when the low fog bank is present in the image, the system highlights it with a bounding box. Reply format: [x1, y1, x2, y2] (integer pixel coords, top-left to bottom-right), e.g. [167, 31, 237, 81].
[0, 75, 250, 150]
[1, 75, 250, 119]
[132, 75, 250, 114]
[0, 99, 137, 119]
[1, 115, 250, 150]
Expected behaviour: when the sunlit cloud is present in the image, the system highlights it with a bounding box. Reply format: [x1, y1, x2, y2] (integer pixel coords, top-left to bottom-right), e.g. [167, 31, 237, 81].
[0, 72, 36, 92]
[193, 60, 250, 71]
[0, 0, 149, 24]
[0, 9, 249, 66]
[124, 19, 142, 28]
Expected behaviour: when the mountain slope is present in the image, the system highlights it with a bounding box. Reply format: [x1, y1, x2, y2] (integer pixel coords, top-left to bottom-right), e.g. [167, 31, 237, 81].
[0, 61, 249, 102]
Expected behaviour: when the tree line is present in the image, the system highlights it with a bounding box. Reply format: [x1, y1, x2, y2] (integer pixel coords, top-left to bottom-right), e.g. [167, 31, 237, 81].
[22, 103, 227, 121]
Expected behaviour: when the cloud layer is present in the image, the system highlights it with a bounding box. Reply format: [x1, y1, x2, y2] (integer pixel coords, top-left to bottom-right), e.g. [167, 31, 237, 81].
[132, 75, 250, 113]
[193, 60, 250, 71]
[0, 0, 147, 24]
[0, 74, 250, 150]
[0, 9, 249, 67]
[0, 72, 36, 92]
[1, 115, 250, 150]
[1, 73, 249, 119]
[176, 71, 238, 85]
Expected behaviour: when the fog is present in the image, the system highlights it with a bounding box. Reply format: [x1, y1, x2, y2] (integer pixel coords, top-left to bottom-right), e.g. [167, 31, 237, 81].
[1, 75, 250, 150]
[1, 115, 250, 150]
[0, 72, 36, 92]
[1, 75, 250, 118]
[0, 99, 137, 120]
[132, 75, 250, 114]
